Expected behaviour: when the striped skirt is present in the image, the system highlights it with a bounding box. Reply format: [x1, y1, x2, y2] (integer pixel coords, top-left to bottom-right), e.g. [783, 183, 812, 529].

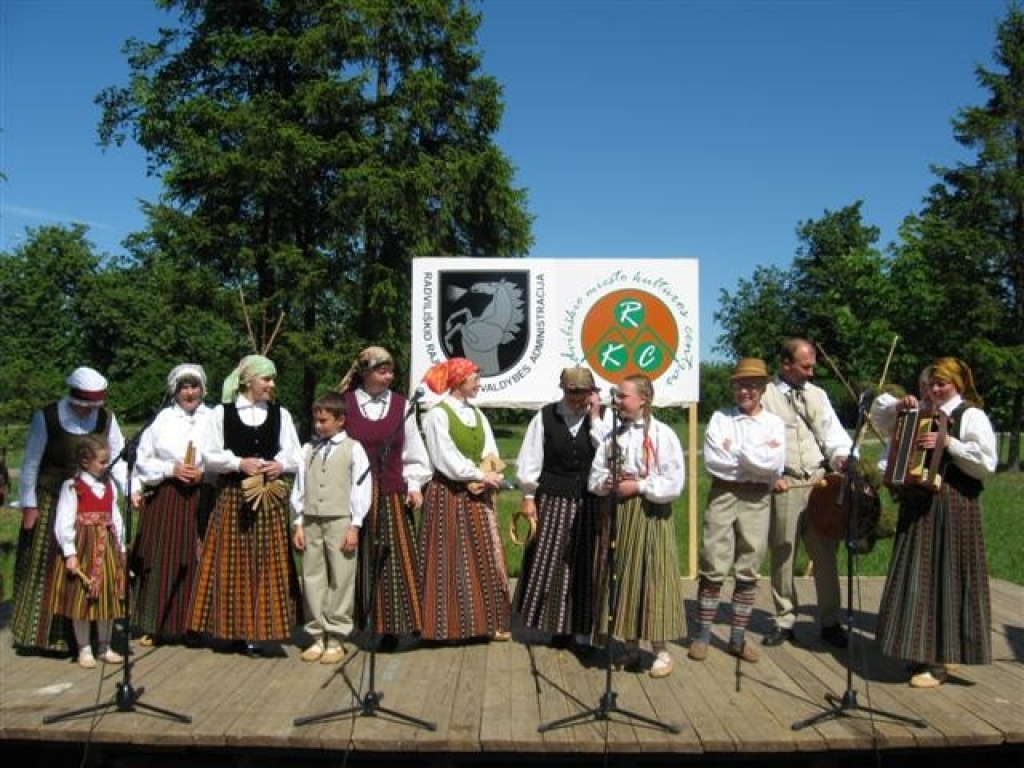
[418, 477, 510, 641]
[132, 481, 214, 640]
[356, 487, 424, 636]
[188, 485, 300, 642]
[48, 523, 124, 621]
[11, 483, 71, 652]
[876, 484, 991, 665]
[594, 496, 685, 644]
[512, 492, 600, 635]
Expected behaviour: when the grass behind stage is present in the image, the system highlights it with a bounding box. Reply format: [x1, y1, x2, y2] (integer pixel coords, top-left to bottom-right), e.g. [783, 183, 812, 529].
[1, 417, 1021, 601]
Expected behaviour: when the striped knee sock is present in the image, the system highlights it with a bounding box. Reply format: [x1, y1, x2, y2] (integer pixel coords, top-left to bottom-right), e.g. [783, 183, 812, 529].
[730, 580, 757, 646]
[697, 580, 721, 643]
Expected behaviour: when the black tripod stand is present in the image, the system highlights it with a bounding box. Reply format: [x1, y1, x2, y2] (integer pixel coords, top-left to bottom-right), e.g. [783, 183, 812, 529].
[44, 419, 192, 725]
[792, 391, 925, 732]
[294, 391, 434, 730]
[539, 400, 679, 734]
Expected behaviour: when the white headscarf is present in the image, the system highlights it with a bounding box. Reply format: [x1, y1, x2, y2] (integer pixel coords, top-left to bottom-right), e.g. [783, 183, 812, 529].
[166, 363, 207, 396]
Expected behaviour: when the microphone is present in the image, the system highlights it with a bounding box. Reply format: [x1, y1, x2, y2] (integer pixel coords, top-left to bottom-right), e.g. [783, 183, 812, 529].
[411, 385, 426, 403]
[609, 386, 621, 400]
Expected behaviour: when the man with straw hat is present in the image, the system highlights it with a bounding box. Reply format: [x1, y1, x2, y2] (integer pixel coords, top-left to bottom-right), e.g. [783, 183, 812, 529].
[689, 358, 784, 663]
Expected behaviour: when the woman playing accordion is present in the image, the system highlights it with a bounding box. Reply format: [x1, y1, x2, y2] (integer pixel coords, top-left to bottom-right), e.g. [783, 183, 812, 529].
[870, 358, 998, 689]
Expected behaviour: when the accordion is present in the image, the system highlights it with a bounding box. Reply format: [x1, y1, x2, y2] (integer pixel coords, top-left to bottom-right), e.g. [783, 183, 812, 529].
[883, 409, 947, 492]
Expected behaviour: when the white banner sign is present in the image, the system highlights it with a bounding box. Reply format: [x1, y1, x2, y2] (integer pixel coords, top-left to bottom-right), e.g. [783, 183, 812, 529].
[411, 258, 700, 407]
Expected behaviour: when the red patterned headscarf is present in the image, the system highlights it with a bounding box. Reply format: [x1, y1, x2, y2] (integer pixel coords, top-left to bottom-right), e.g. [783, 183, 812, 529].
[422, 358, 479, 394]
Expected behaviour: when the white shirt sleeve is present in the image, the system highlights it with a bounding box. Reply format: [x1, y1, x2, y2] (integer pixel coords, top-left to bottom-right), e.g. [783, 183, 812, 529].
[515, 410, 545, 497]
[944, 401, 998, 479]
[350, 441, 372, 527]
[18, 409, 47, 509]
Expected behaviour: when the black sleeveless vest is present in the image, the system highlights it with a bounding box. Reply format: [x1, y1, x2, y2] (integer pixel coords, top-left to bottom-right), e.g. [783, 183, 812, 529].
[536, 403, 597, 497]
[940, 402, 984, 500]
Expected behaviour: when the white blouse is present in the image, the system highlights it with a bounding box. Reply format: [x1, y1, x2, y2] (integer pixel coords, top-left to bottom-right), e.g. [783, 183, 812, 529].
[19, 397, 127, 508]
[871, 393, 997, 480]
[132, 402, 214, 493]
[588, 417, 685, 504]
[200, 395, 303, 474]
[421, 394, 499, 482]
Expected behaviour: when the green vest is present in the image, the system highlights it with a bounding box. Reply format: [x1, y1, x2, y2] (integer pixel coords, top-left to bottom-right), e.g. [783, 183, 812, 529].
[439, 402, 485, 461]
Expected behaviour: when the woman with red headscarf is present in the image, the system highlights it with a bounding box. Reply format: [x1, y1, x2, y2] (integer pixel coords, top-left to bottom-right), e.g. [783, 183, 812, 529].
[873, 358, 998, 688]
[418, 358, 511, 642]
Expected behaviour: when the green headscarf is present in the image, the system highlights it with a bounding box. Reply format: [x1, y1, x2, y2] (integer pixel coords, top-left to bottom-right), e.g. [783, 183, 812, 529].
[221, 354, 277, 403]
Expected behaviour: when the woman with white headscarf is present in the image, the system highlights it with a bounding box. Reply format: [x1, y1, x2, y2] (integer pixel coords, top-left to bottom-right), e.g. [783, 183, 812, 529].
[13, 366, 127, 654]
[130, 364, 215, 646]
[188, 355, 303, 654]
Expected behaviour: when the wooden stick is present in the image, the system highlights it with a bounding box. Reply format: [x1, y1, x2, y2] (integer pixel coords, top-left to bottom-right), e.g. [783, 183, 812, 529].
[262, 311, 286, 355]
[877, 335, 899, 390]
[238, 288, 258, 352]
[815, 343, 886, 444]
[780, 478, 829, 491]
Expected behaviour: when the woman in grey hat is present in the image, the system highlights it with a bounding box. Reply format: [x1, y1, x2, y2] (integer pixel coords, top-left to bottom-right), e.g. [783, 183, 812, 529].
[513, 367, 603, 650]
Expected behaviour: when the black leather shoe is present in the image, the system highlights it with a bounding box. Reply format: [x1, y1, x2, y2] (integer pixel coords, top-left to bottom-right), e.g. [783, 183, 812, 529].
[762, 627, 796, 647]
[820, 624, 848, 649]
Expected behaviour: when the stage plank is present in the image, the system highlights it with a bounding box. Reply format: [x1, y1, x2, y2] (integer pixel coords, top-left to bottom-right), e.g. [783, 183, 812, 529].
[1, 577, 1021, 765]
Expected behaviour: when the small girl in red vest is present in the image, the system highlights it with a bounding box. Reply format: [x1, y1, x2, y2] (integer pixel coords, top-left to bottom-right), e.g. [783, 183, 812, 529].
[50, 434, 127, 668]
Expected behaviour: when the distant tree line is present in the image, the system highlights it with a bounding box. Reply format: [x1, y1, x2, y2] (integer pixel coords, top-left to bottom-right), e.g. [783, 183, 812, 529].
[1, 1, 1021, 469]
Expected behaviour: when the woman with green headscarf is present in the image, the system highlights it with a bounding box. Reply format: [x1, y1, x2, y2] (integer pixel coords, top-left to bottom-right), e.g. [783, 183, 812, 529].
[873, 357, 998, 689]
[189, 355, 303, 655]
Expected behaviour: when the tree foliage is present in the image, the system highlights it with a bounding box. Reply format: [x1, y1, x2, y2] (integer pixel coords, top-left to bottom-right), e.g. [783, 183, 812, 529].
[714, 6, 1024, 464]
[96, 0, 532, 430]
[0, 225, 101, 426]
[887, 4, 1024, 466]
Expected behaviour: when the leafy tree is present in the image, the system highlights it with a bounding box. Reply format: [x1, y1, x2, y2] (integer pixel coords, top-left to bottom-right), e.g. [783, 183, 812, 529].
[715, 204, 894, 422]
[97, 0, 532, 429]
[714, 264, 795, 361]
[888, 4, 1024, 467]
[789, 202, 896, 391]
[0, 225, 102, 426]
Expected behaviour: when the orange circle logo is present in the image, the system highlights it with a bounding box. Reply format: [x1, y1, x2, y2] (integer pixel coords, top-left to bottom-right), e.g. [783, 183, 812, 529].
[580, 290, 678, 380]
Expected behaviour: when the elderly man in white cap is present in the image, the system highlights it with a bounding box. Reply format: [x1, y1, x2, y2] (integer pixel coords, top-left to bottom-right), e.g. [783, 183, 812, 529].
[13, 366, 127, 654]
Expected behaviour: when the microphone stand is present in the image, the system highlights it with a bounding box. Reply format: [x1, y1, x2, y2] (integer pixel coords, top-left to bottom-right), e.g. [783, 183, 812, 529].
[295, 391, 435, 730]
[792, 391, 925, 732]
[45, 407, 192, 724]
[539, 400, 679, 734]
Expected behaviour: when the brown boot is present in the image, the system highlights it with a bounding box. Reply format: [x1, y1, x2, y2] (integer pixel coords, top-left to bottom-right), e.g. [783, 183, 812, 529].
[727, 641, 760, 663]
[687, 640, 709, 661]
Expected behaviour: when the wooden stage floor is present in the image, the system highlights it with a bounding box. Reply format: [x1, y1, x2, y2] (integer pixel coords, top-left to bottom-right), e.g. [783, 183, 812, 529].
[1, 577, 1022, 767]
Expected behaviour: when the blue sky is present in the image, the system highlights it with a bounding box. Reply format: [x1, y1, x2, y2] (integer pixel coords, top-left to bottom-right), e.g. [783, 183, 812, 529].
[0, 0, 1007, 362]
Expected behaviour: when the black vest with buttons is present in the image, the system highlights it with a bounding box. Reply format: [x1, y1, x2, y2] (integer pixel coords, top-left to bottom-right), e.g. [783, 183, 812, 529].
[536, 403, 597, 498]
